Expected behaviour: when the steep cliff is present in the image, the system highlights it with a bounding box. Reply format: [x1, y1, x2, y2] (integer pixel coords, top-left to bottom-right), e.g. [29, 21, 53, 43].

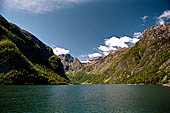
[58, 54, 82, 72]
[71, 23, 170, 85]
[0, 15, 69, 85]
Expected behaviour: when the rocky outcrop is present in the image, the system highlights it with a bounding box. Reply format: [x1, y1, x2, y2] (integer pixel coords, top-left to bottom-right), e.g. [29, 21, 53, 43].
[58, 54, 82, 72]
[71, 23, 170, 85]
[86, 48, 129, 73]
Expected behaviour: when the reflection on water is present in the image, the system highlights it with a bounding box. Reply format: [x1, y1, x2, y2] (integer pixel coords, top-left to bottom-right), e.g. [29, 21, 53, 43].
[0, 85, 170, 113]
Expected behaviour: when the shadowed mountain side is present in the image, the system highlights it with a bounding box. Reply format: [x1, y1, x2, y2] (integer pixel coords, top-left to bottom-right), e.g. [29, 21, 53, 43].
[58, 54, 82, 72]
[0, 15, 69, 85]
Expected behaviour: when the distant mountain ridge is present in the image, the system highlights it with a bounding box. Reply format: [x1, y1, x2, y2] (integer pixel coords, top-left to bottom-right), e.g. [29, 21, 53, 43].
[69, 23, 170, 85]
[0, 15, 69, 85]
[58, 54, 82, 72]
[1, 14, 170, 86]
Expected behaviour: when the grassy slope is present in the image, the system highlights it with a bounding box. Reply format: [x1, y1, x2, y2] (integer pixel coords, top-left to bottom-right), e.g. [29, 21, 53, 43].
[69, 24, 170, 85]
[0, 15, 69, 85]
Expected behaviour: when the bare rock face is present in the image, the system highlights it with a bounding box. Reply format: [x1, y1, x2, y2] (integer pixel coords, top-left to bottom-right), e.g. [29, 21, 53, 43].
[70, 23, 170, 85]
[140, 23, 170, 46]
[87, 47, 129, 73]
[58, 54, 82, 72]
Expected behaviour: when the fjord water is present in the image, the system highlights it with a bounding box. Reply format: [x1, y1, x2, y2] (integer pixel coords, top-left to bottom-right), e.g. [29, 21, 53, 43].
[0, 85, 170, 113]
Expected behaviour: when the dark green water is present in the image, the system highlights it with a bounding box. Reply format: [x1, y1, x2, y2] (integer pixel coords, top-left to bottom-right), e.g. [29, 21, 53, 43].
[0, 85, 170, 113]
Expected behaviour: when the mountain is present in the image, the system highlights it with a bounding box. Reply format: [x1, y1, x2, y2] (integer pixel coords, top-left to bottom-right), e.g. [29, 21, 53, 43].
[58, 54, 83, 82]
[58, 54, 82, 72]
[0, 15, 69, 85]
[70, 23, 170, 85]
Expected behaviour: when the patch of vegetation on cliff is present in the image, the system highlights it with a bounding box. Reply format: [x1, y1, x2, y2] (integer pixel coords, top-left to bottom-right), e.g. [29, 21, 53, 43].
[0, 15, 69, 85]
[69, 23, 170, 85]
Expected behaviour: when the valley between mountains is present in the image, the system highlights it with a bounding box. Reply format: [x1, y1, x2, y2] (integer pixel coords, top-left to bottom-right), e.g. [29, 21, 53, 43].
[0, 15, 170, 86]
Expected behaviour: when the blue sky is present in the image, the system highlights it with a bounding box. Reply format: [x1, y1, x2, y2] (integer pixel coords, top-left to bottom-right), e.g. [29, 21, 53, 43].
[0, 0, 170, 61]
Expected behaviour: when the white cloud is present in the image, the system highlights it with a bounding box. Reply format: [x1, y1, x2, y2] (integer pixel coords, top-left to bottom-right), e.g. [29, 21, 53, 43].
[119, 36, 132, 42]
[157, 10, 170, 25]
[98, 45, 117, 52]
[88, 53, 102, 58]
[159, 10, 170, 19]
[141, 16, 148, 22]
[53, 47, 70, 55]
[105, 36, 138, 48]
[103, 51, 110, 56]
[131, 38, 140, 43]
[158, 19, 165, 25]
[105, 36, 128, 48]
[3, 0, 87, 14]
[82, 33, 141, 59]
[80, 60, 90, 63]
[98, 45, 109, 51]
[97, 34, 141, 56]
[98, 45, 117, 56]
[133, 32, 142, 39]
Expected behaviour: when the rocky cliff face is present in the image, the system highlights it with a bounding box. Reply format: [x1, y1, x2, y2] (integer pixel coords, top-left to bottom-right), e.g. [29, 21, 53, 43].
[86, 48, 129, 73]
[70, 23, 170, 85]
[58, 54, 82, 72]
[0, 15, 69, 85]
